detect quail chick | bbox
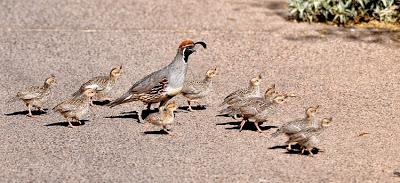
[72,65,122,101]
[14,75,56,117]
[219,84,277,118]
[287,117,333,156]
[238,94,293,133]
[53,88,96,128]
[220,75,262,107]
[181,67,217,111]
[271,106,320,150]
[143,101,178,134]
[109,39,207,122]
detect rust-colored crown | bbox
[179,39,194,48]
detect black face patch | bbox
[183,46,194,62]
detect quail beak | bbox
[187,45,196,53]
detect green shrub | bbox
[288,0,400,24]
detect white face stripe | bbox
[182,47,186,55]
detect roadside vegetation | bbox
[289,0,400,27]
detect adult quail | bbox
[181,67,217,111]
[14,75,56,117]
[72,65,122,102]
[53,88,96,128]
[143,101,178,134]
[108,39,206,122]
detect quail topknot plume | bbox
[108,39,207,122]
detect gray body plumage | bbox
[109,53,187,107]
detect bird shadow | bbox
[105,112,141,122]
[4,109,48,116]
[104,110,158,123]
[269,144,320,156]
[92,100,111,106]
[143,130,170,135]
[217,121,277,131]
[178,105,207,111]
[44,120,89,127]
[215,114,242,119]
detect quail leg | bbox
[162,126,175,136]
[187,101,193,112]
[67,120,75,128]
[307,148,314,157]
[254,122,262,133]
[137,110,144,123]
[239,119,247,132]
[286,143,293,151]
[146,103,152,111]
[27,103,34,117]
[37,107,46,113]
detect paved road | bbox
[1,0,400,182]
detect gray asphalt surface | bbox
[1,0,400,182]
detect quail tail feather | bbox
[108,92,134,108]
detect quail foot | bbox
[53,88,96,128]
[72,65,122,102]
[181,67,217,111]
[13,75,56,117]
[271,106,320,150]
[143,101,178,134]
[108,39,207,122]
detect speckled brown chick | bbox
[286,117,333,156]
[72,65,122,101]
[143,101,178,134]
[220,75,262,107]
[15,75,56,117]
[53,88,96,128]
[219,84,277,118]
[238,94,293,133]
[181,67,217,111]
